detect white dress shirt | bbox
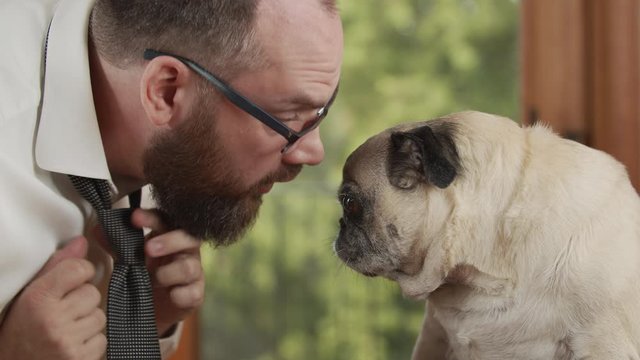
[0,0,181,356]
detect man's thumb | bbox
[37,236,89,276]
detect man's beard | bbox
[142,97,301,246]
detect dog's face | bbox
[334,119,461,293]
[334,112,640,355]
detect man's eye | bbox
[277,113,305,128]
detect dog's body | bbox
[334,111,640,359]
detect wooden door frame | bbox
[521,0,640,190]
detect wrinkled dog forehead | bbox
[342,121,431,177]
[342,133,391,185]
[343,118,460,191]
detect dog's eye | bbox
[339,194,361,217]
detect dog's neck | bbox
[430,264,514,310]
[392,238,515,303]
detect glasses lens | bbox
[299,107,327,135]
[280,109,328,154]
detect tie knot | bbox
[98,208,146,265]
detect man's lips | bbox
[256,166,302,194]
[257,175,295,194]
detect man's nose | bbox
[282,128,325,166]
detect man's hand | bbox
[132,209,205,336]
[0,237,107,360]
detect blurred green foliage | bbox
[201,1,519,359]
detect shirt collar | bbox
[35,0,112,181]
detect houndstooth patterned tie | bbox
[69,175,161,359]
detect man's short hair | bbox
[90,0,338,85]
[90,0,263,78]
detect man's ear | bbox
[140,56,195,128]
[388,124,459,189]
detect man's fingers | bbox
[80,332,108,360]
[146,231,201,258]
[37,237,88,277]
[35,258,95,300]
[62,283,101,320]
[132,208,168,234]
[154,256,203,287]
[73,308,106,342]
[169,282,205,309]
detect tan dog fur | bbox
[334,111,640,359]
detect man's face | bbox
[143,0,343,245]
[143,96,302,246]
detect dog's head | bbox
[333,111,526,299]
[333,117,462,295]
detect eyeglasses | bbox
[143,49,338,153]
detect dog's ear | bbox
[388,125,458,189]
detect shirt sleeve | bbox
[160,321,184,359]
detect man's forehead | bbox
[255,0,342,48]
[258,0,329,19]
[286,83,340,109]
[246,0,342,110]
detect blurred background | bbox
[171,0,640,359]
[201,2,519,359]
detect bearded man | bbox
[0,0,343,358]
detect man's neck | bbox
[88,38,149,186]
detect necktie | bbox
[68,175,161,359]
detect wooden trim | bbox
[522,0,640,190]
[168,312,200,360]
[587,0,640,189]
[521,0,588,142]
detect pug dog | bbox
[333,111,640,359]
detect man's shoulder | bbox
[0,0,60,121]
